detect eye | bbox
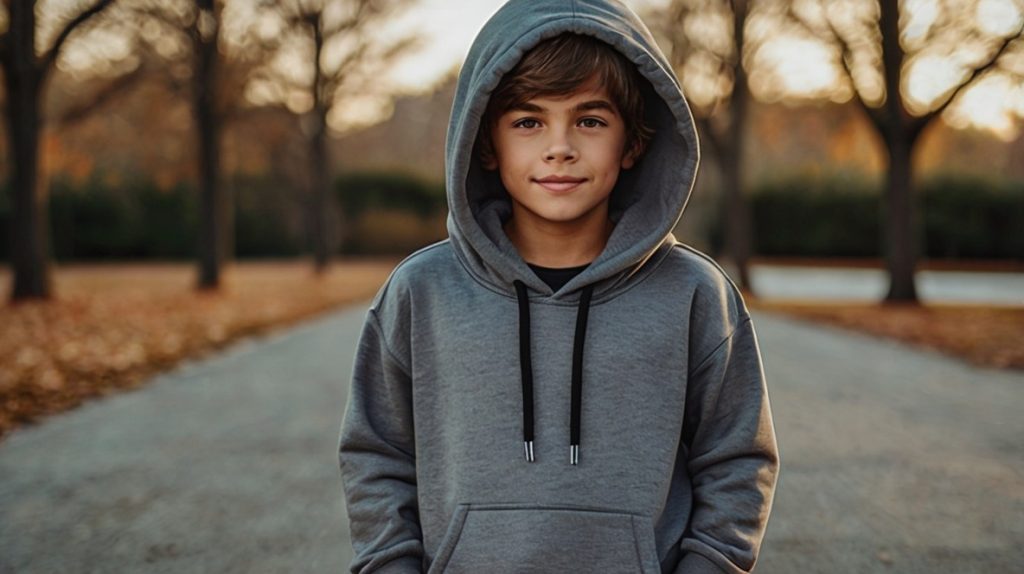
[578,117,607,128]
[512,118,541,129]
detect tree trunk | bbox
[878,0,919,302]
[723,0,754,293]
[194,1,226,290]
[5,1,52,302]
[309,15,332,273]
[883,135,919,302]
[310,110,331,273]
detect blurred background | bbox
[0,0,1022,572]
[1,0,1021,291]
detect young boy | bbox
[338,0,779,572]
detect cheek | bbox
[496,142,532,172]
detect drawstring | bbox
[513,279,596,465]
[513,280,536,462]
[570,282,594,465]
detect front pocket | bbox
[427,503,661,574]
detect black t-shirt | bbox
[527,262,591,293]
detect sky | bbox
[28,0,1024,140]
[382,0,666,91]
[374,0,1023,140]
[383,0,507,91]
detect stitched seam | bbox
[688,316,751,378]
[368,308,412,376]
[671,242,747,303]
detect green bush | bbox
[1,171,447,262]
[47,175,195,260]
[919,174,1023,259]
[335,171,447,254]
[335,171,445,218]
[707,172,1023,260]
[233,174,304,258]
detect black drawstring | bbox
[513,279,596,465]
[513,280,535,462]
[570,282,593,465]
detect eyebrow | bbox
[510,99,618,114]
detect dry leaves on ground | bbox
[0,260,397,439]
[749,298,1024,370]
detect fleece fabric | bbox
[337,0,780,572]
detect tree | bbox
[253,0,419,273]
[190,0,225,289]
[0,0,121,301]
[118,0,278,290]
[789,0,1024,302]
[649,0,760,292]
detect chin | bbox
[539,210,591,223]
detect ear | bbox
[478,131,499,170]
[481,149,498,171]
[621,132,649,170]
[620,143,638,170]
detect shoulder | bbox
[662,241,752,349]
[363,239,455,363]
[368,238,455,315]
[663,242,750,314]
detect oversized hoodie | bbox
[337,1,780,573]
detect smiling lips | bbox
[534,175,587,193]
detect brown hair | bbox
[479,33,655,167]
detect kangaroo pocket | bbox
[426,503,662,574]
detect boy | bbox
[338,0,780,572]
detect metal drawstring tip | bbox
[570,444,579,465]
[524,440,535,462]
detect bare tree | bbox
[0,0,121,302]
[118,0,276,290]
[255,0,419,273]
[649,0,760,293]
[789,0,1024,302]
[191,0,227,290]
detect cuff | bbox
[374,555,423,573]
[675,552,727,574]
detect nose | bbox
[544,129,577,162]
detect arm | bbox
[676,317,780,574]
[338,309,423,573]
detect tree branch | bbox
[909,22,1024,142]
[52,61,148,128]
[787,2,885,133]
[322,0,372,38]
[40,0,117,74]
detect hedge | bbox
[707,173,1023,260]
[0,171,1019,261]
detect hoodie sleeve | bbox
[338,308,424,574]
[675,316,780,574]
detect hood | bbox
[445,0,700,303]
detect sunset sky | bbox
[27,0,1024,140]
[379,0,1024,141]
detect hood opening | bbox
[445,1,700,303]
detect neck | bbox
[504,207,614,268]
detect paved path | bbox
[1,303,1021,573]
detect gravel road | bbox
[1,303,1021,573]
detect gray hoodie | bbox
[338,1,780,573]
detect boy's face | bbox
[483,75,635,232]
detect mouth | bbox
[533,176,587,193]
